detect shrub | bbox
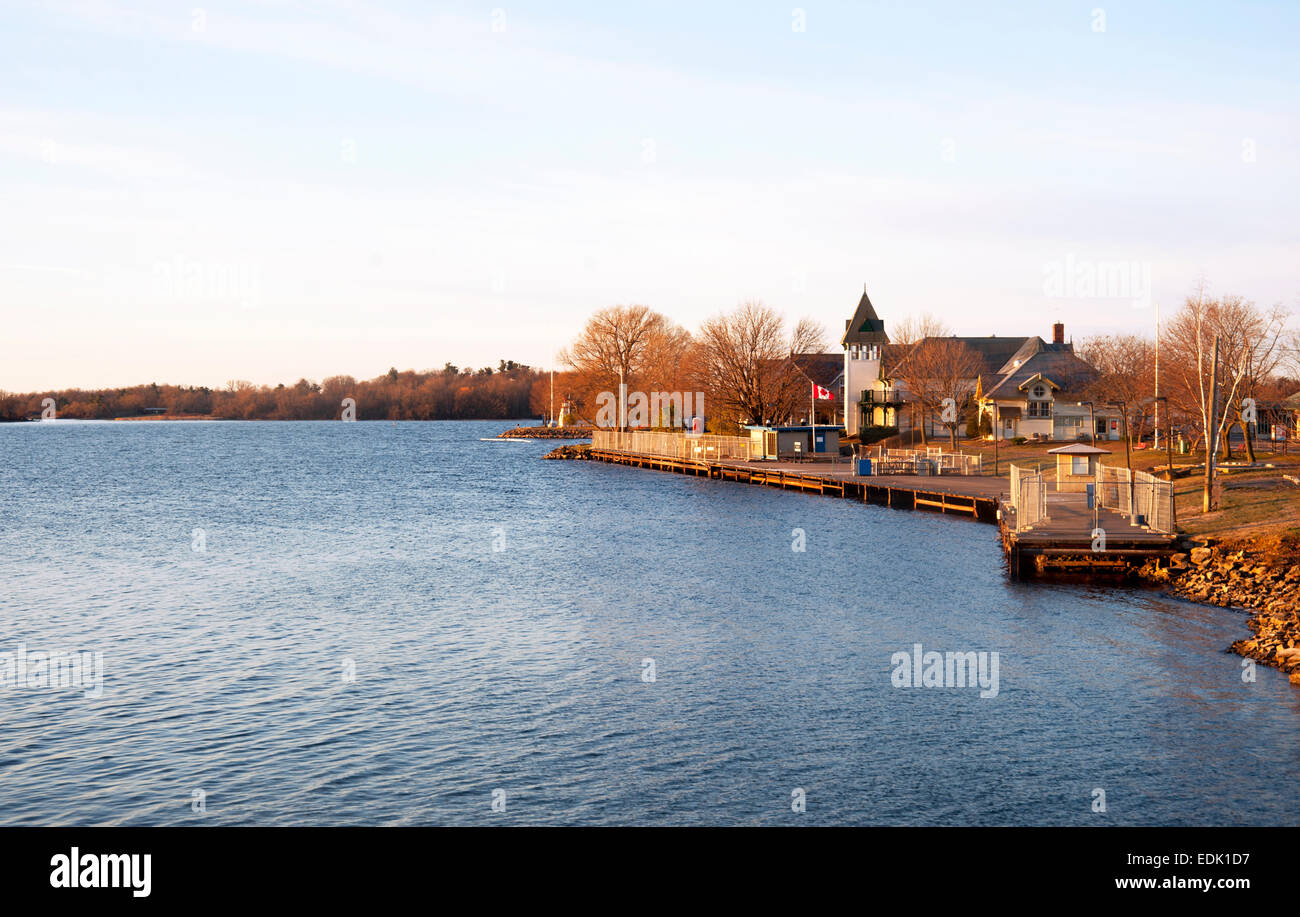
[858,425,899,445]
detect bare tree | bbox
[694,301,827,431]
[561,305,690,428]
[892,338,982,449]
[1165,283,1288,509]
[889,313,949,347]
[1234,302,1291,461]
[1077,334,1155,446]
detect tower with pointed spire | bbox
[841,285,891,436]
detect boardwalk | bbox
[743,459,1008,498]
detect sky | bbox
[1,0,1297,391]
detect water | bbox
[1,420,1297,826]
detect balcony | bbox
[860,390,904,406]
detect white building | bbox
[841,287,897,436]
[841,287,1120,442]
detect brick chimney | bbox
[1052,322,1065,344]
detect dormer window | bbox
[1032,384,1046,399]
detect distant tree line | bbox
[0,361,542,421]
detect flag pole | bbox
[811,381,816,460]
[1153,303,1160,449]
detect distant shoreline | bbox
[6,416,548,424]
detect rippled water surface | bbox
[1,420,1297,825]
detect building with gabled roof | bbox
[838,287,1121,442]
[976,324,1119,442]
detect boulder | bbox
[1190,547,1213,566]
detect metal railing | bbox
[1095,465,1174,533]
[1133,470,1175,533]
[1095,464,1131,515]
[1009,463,1048,532]
[865,446,983,476]
[591,430,756,462]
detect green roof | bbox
[841,287,890,346]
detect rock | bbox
[1190,547,1213,565]
[542,443,592,460]
[1169,552,1189,569]
[501,425,594,440]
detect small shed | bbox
[774,425,842,457]
[1047,442,1110,492]
[747,425,843,459]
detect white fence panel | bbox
[591,430,754,462]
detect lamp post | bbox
[1107,399,1131,471]
[1155,395,1176,529]
[992,402,999,476]
[1077,401,1095,444]
[1107,399,1135,524]
[618,365,628,433]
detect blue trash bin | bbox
[857,458,872,476]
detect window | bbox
[1032,385,1046,399]
[1072,456,1089,475]
[1027,401,1052,418]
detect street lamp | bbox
[992,402,1000,476]
[1154,395,1176,529]
[1153,396,1174,481]
[1107,399,1131,471]
[1077,401,1095,444]
[1106,399,1135,525]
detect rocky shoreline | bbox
[499,425,594,440]
[542,443,593,460]
[1142,543,1300,684]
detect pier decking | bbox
[588,447,1178,579]
[1000,493,1177,578]
[590,448,999,519]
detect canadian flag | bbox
[813,385,833,400]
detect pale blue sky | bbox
[2,0,1297,390]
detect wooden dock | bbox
[998,493,1178,579]
[589,448,1178,580]
[590,448,1000,522]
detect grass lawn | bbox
[914,436,1300,544]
